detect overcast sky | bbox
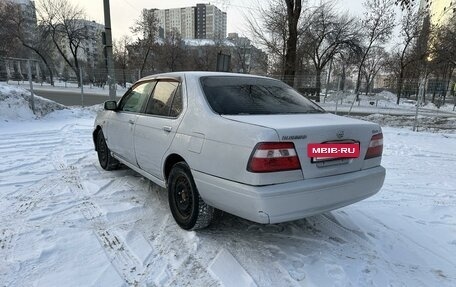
[76,0,366,41]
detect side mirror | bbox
[104,100,117,111]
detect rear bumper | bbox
[193,166,386,224]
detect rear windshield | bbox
[200,76,325,115]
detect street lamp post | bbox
[103,0,116,101]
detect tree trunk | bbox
[315,68,322,102]
[122,68,126,88]
[431,76,438,103]
[140,46,151,76]
[340,64,346,91]
[284,29,297,87]
[354,67,364,101]
[443,69,454,104]
[22,43,54,86]
[73,59,81,88]
[283,0,302,87]
[396,69,404,105]
[365,74,371,95]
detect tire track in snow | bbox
[1,178,59,229]
[96,229,143,286]
[57,160,151,286]
[0,229,14,265]
[67,160,219,286]
[0,228,14,283]
[140,214,219,286]
[0,159,46,174]
[0,175,62,286]
[0,229,13,251]
[0,125,76,194]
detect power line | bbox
[115,0,141,13]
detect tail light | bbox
[365,133,383,159]
[247,142,301,173]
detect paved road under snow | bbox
[32,89,114,107]
[0,110,455,286]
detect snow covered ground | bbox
[1,89,456,286]
[320,91,456,117]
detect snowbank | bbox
[0,83,66,121]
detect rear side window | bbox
[200,76,325,115]
[145,81,181,117]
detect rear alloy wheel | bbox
[96,129,119,170]
[168,162,214,230]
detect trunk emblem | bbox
[282,135,307,140]
[336,130,344,139]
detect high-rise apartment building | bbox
[155,7,196,39]
[152,3,227,40]
[8,0,37,47]
[80,20,105,69]
[195,4,227,39]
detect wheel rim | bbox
[97,135,108,167]
[173,174,194,219]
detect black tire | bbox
[96,129,119,171]
[168,162,214,230]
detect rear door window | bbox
[200,76,325,115]
[145,80,181,117]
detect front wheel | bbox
[96,129,119,170]
[168,162,214,230]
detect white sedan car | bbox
[93,72,385,230]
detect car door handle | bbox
[128,119,135,125]
[163,126,172,132]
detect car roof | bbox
[138,71,274,82]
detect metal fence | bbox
[1,61,455,132]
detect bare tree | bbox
[188,45,218,71]
[158,30,187,72]
[2,1,56,85]
[113,35,131,87]
[361,46,387,94]
[393,4,427,104]
[229,34,253,73]
[299,1,359,99]
[247,0,289,76]
[395,0,415,10]
[232,41,251,73]
[354,0,395,99]
[37,0,89,86]
[130,9,159,76]
[334,47,361,92]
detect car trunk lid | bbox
[222,113,380,179]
